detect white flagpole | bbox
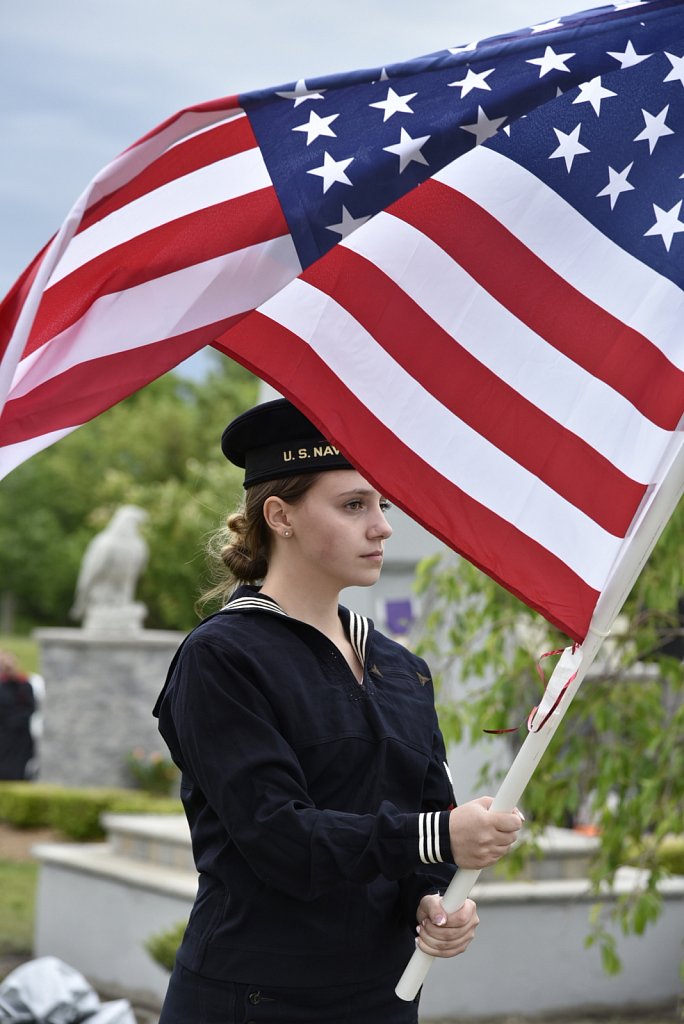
[396,434,684,1002]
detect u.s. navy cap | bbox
[221,399,352,488]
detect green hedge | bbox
[0,782,182,840]
[145,920,187,972]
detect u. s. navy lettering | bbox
[282,445,342,462]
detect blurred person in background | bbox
[0,649,39,780]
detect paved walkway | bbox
[425,1016,680,1024]
[130,1004,682,1023]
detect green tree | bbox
[0,354,257,631]
[413,500,683,973]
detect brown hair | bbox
[197,473,322,613]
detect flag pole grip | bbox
[394,728,573,1001]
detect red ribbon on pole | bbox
[484,644,580,735]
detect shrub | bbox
[0,782,182,840]
[125,748,179,797]
[658,837,684,875]
[626,835,684,878]
[145,920,187,972]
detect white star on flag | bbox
[633,104,674,153]
[307,151,354,192]
[292,111,340,145]
[573,76,617,115]
[325,206,372,237]
[461,105,507,145]
[448,41,477,54]
[664,52,684,88]
[527,46,576,77]
[448,68,495,97]
[596,162,635,208]
[532,19,564,32]
[549,123,590,171]
[369,87,418,121]
[383,127,430,172]
[644,200,684,250]
[607,40,653,68]
[276,79,326,106]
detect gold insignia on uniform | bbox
[369,664,383,677]
[417,673,429,686]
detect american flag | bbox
[1,0,683,641]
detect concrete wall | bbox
[34,629,184,788]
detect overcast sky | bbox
[0,0,602,298]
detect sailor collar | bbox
[221,589,371,667]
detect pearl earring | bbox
[284,530,291,538]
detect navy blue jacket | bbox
[153,586,457,987]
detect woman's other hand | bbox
[415,895,479,958]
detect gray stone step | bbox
[101,812,600,882]
[102,813,193,873]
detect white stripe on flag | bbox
[77,107,250,216]
[436,148,684,369]
[259,277,622,591]
[10,236,300,400]
[341,211,672,485]
[0,426,80,481]
[49,141,270,286]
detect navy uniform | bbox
[153,401,457,1023]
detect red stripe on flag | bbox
[302,244,645,537]
[0,242,52,361]
[80,114,258,232]
[25,187,287,354]
[391,180,684,432]
[121,94,242,152]
[0,314,245,444]
[215,311,599,641]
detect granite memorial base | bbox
[34,627,185,789]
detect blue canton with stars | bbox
[241,0,684,284]
[488,47,684,288]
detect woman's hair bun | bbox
[221,541,267,583]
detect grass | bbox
[0,860,38,955]
[0,635,40,675]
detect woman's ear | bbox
[262,496,292,535]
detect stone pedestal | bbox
[34,628,185,789]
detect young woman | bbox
[154,398,522,1023]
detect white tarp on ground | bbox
[0,956,136,1024]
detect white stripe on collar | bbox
[221,596,370,664]
[348,610,369,665]
[220,595,288,616]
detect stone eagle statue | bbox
[70,505,149,631]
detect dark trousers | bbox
[159,963,420,1024]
